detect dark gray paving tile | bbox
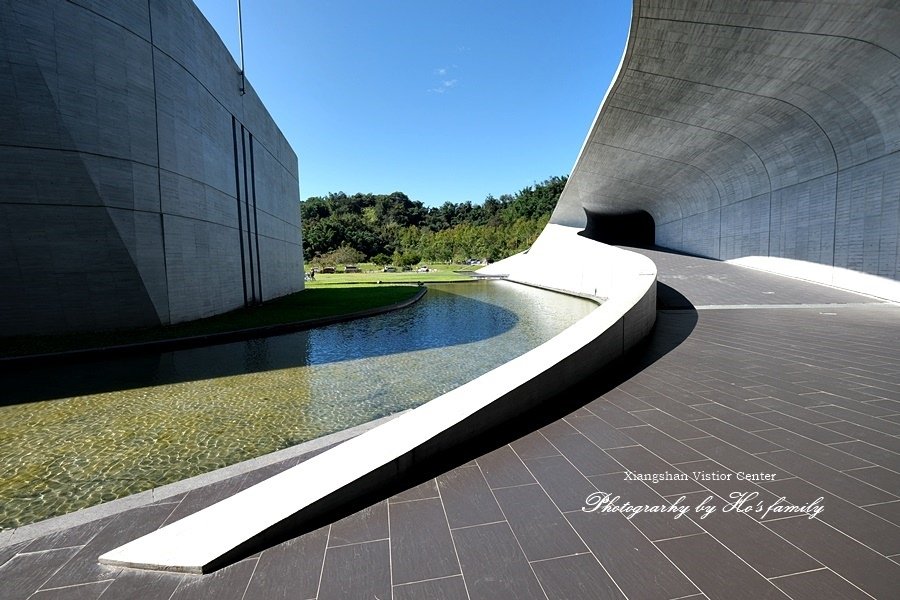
[393,575,468,600]
[548,431,624,477]
[318,540,390,600]
[436,465,503,529]
[586,473,701,542]
[0,547,80,600]
[390,478,439,503]
[765,515,900,599]
[634,393,710,420]
[752,409,854,443]
[752,428,872,471]
[655,533,788,600]
[0,540,31,569]
[43,503,175,589]
[689,418,781,454]
[567,414,637,449]
[493,483,585,561]
[586,399,645,427]
[812,405,900,436]
[96,571,184,600]
[864,500,900,528]
[809,393,900,417]
[762,477,900,555]
[328,500,388,546]
[531,553,626,600]
[566,510,698,600]
[603,446,703,496]
[452,522,545,600]
[510,431,559,460]
[389,498,459,585]
[523,455,598,512]
[24,519,110,553]
[844,466,900,497]
[476,445,534,489]
[685,500,821,577]
[828,440,899,468]
[745,382,818,399]
[539,418,579,441]
[242,525,328,600]
[683,437,792,480]
[632,408,708,440]
[751,396,842,425]
[770,568,871,600]
[863,399,900,413]
[603,387,654,411]
[30,580,113,600]
[693,377,767,402]
[160,474,247,526]
[758,450,896,506]
[820,420,900,454]
[694,405,778,432]
[618,425,705,464]
[168,559,256,600]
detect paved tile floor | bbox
[2,249,899,599]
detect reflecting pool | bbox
[0,281,595,529]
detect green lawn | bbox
[307,262,481,287]
[0,286,422,358]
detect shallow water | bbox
[0,280,595,529]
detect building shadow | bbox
[0,287,521,406]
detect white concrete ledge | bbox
[99,225,657,573]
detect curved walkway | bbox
[2,250,899,599]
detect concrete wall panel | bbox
[555,0,900,282]
[0,0,303,335]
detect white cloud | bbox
[429,79,458,94]
[429,67,458,94]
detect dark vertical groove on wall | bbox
[232,116,248,307]
[147,0,169,324]
[241,125,256,303]
[250,133,263,300]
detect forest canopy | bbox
[301,175,566,265]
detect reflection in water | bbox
[0,281,595,528]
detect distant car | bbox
[321,267,335,274]
[383,266,396,272]
[344,264,360,273]
[416,266,429,272]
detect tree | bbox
[317,244,364,266]
[299,175,567,265]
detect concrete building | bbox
[0,0,303,336]
[554,0,900,292]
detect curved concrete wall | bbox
[554,0,900,285]
[0,0,303,336]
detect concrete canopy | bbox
[554,0,900,281]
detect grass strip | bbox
[0,285,422,359]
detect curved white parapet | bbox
[99,226,656,573]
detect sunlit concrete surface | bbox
[554,0,900,296]
[0,0,303,335]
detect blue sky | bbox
[194,1,630,206]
